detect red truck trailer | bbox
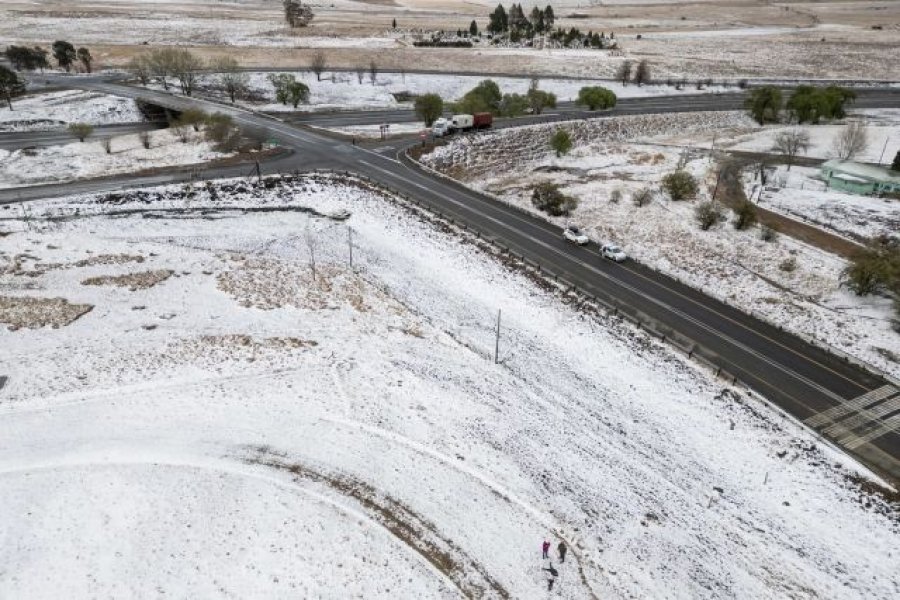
[473,112,493,130]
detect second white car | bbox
[601,243,627,262]
[563,225,590,245]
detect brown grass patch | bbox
[0,295,93,330]
[216,257,381,312]
[82,269,173,291]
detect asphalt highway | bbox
[280,87,900,129]
[0,122,163,150]
[3,77,900,483]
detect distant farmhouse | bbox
[820,159,900,196]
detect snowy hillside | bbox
[0,174,897,598]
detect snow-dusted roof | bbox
[832,173,870,184]
[821,159,900,185]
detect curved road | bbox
[3,77,900,484]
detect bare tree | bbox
[310,50,326,81]
[771,128,810,170]
[127,56,152,86]
[831,120,869,160]
[67,122,94,142]
[616,60,632,86]
[101,136,112,154]
[633,60,651,86]
[170,49,204,96]
[212,57,248,103]
[304,221,318,282]
[148,48,177,90]
[368,60,378,85]
[170,119,192,143]
[355,65,365,84]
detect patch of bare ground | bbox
[170,334,317,364]
[81,269,173,291]
[0,295,93,330]
[243,445,510,599]
[216,257,384,312]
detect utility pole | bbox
[348,226,353,269]
[494,309,501,364]
[711,167,724,209]
[878,136,890,165]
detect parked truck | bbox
[432,112,493,137]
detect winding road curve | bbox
[3,75,900,484]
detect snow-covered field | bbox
[0,90,144,132]
[202,71,725,113]
[746,166,900,243]
[421,112,900,378]
[0,129,231,189]
[0,173,897,598]
[706,109,900,164]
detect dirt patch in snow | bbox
[0,295,93,330]
[81,269,173,291]
[216,257,383,312]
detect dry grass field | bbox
[2,0,898,79]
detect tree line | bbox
[5,42,92,73]
[745,85,856,126]
[2,41,96,109]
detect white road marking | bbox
[805,385,898,428]
[842,413,900,450]
[825,394,900,438]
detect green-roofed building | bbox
[820,159,900,196]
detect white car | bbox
[563,225,590,245]
[601,243,627,262]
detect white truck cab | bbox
[432,118,451,137]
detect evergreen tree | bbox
[52,40,76,72]
[488,4,508,34]
[891,150,900,172]
[469,20,479,36]
[0,65,26,109]
[543,5,555,29]
[530,7,544,33]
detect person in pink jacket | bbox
[542,540,550,559]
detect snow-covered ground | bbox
[0,90,144,132]
[707,109,900,163]
[421,112,900,378]
[200,71,725,113]
[745,165,900,242]
[0,129,231,189]
[0,173,897,598]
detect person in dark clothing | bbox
[558,541,567,563]
[543,563,559,591]
[542,540,550,559]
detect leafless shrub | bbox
[830,121,868,160]
[772,128,810,170]
[632,187,653,207]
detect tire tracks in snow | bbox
[328,359,603,599]
[243,444,511,600]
